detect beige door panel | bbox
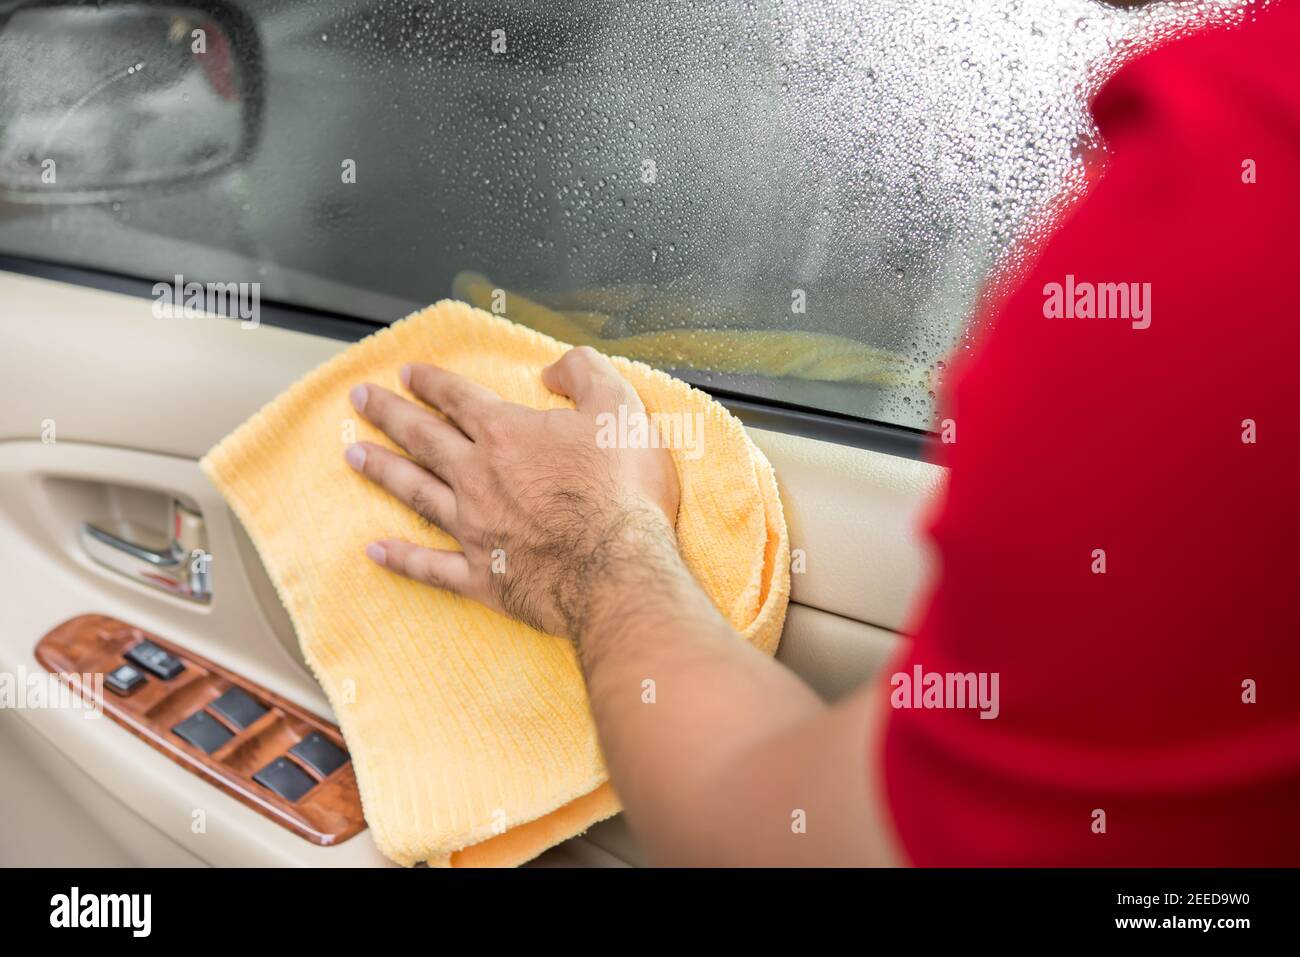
[0,269,942,867]
[0,440,391,866]
[1,715,205,867]
[752,427,940,633]
[0,272,340,459]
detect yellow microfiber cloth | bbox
[200,300,790,866]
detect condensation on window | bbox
[0,0,1266,429]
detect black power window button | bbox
[105,664,146,696]
[173,710,234,753]
[209,687,267,730]
[290,732,349,777]
[253,757,316,803]
[125,640,185,681]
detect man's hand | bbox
[345,346,680,639]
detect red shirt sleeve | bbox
[880,2,1300,866]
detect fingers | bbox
[350,383,469,479]
[365,539,473,596]
[401,362,502,441]
[542,346,643,416]
[345,441,456,532]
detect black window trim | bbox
[0,251,933,461]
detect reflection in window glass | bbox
[0,0,1262,429]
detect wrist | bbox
[554,500,683,644]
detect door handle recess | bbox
[80,500,212,603]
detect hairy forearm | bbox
[570,507,830,864]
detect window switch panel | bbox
[209,686,268,730]
[125,639,184,680]
[290,732,349,777]
[173,710,234,753]
[253,757,316,803]
[35,615,367,846]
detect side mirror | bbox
[0,1,262,203]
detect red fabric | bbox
[881,1,1300,866]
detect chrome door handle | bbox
[80,500,212,603]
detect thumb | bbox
[542,346,643,416]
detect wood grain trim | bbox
[35,614,366,847]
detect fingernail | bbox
[344,444,366,471]
[349,384,368,412]
[365,542,386,564]
[399,364,412,388]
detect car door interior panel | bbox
[0,270,943,867]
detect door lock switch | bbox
[105,663,145,696]
[125,639,185,680]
